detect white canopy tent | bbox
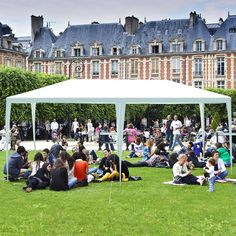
[5,79,233,180]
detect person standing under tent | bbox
[71,118,79,140]
[45,120,51,142]
[165,115,173,150]
[170,115,184,151]
[51,119,59,141]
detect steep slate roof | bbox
[213,15,236,50]
[51,23,125,57]
[132,19,190,53]
[29,13,236,58]
[31,27,57,57]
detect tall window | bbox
[55,62,62,74]
[172,43,180,52]
[74,48,81,57]
[194,81,202,89]
[132,47,138,55]
[16,61,22,68]
[92,61,99,75]
[194,58,202,76]
[196,41,202,51]
[172,57,180,74]
[151,58,159,74]
[35,50,41,58]
[216,40,223,50]
[111,60,118,75]
[151,45,159,54]
[34,63,41,73]
[217,80,225,88]
[217,57,225,76]
[55,50,62,58]
[131,60,138,74]
[92,48,100,56]
[5,59,11,67]
[112,47,118,55]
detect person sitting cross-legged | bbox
[172,154,207,185]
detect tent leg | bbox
[5,101,11,181]
[31,103,36,151]
[199,103,205,153]
[115,103,126,183]
[226,101,233,174]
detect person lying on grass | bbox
[172,154,207,185]
[123,148,168,168]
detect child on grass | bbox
[203,158,216,192]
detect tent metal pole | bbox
[199,103,205,153]
[31,103,36,151]
[226,100,233,174]
[5,100,11,181]
[115,102,126,183]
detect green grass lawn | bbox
[1,150,236,236]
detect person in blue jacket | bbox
[3,146,27,181]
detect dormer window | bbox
[90,42,102,56]
[130,45,140,55]
[170,38,184,52]
[193,39,205,52]
[34,49,44,58]
[229,27,236,33]
[149,40,162,54]
[71,42,84,57]
[214,38,226,51]
[111,47,120,56]
[55,49,64,58]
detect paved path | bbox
[18,140,126,151]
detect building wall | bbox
[0,50,26,69]
[28,51,236,89]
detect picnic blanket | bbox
[163,177,236,185]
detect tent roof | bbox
[7,79,230,104]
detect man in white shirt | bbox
[170,115,184,151]
[71,118,79,134]
[50,119,59,132]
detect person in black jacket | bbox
[23,163,51,193]
[50,159,68,191]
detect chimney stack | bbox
[31,15,43,42]
[189,11,197,28]
[124,16,139,35]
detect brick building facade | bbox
[0,22,27,69]
[28,12,236,89]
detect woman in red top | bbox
[74,153,88,186]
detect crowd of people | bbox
[2,114,236,193]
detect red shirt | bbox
[74,160,88,181]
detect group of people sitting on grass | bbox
[3,130,231,193]
[3,138,130,192]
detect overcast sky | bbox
[0,0,236,37]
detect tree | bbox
[211,111,220,131]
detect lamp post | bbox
[69,58,85,79]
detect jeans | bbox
[216,170,227,180]
[68,177,78,189]
[209,176,216,192]
[171,134,184,150]
[166,132,173,149]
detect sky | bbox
[0,0,236,37]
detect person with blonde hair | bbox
[173,154,207,185]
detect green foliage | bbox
[211,111,221,131]
[0,67,67,124]
[0,150,236,235]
